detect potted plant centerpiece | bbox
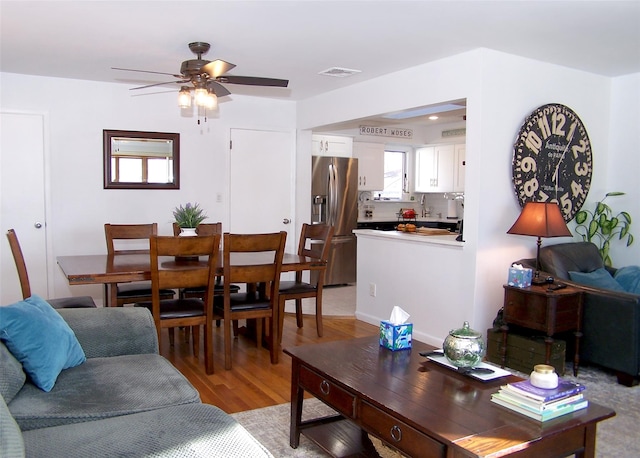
[173,202,207,236]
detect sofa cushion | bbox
[23,403,273,458]
[614,266,640,294]
[0,341,26,403]
[0,392,25,458]
[8,353,200,431]
[569,267,625,292]
[0,295,85,392]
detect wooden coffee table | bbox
[284,336,615,458]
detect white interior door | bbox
[1,112,49,304]
[229,128,295,254]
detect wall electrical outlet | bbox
[369,283,377,297]
[216,193,223,203]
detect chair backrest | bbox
[223,232,287,295]
[105,223,157,254]
[172,222,222,237]
[298,223,334,261]
[149,234,221,305]
[5,229,31,299]
[539,241,604,280]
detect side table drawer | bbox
[360,401,445,458]
[298,365,356,418]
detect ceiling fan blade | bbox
[129,80,189,90]
[112,67,184,79]
[217,75,289,87]
[206,81,231,97]
[202,60,236,78]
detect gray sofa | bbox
[517,241,640,386]
[1,307,273,457]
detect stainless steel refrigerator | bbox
[311,156,358,285]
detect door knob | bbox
[283,218,291,224]
[34,222,43,229]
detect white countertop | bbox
[357,217,460,223]
[353,229,464,247]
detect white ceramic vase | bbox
[179,227,197,237]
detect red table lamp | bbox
[507,202,572,284]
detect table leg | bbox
[500,325,509,368]
[289,359,304,448]
[573,330,582,376]
[544,336,553,365]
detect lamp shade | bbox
[507,202,572,238]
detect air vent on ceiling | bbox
[318,67,362,78]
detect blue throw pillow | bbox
[614,266,640,294]
[568,267,625,292]
[0,295,85,392]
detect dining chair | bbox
[278,224,334,340]
[137,234,220,374]
[172,222,240,299]
[214,231,287,370]
[5,229,96,308]
[104,223,175,307]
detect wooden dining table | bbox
[56,252,326,308]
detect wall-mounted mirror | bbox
[103,129,180,189]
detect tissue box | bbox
[507,267,533,288]
[379,321,413,350]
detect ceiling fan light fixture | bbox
[194,87,208,107]
[204,91,217,110]
[178,86,192,108]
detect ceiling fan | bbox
[113,41,288,112]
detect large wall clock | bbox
[512,103,592,221]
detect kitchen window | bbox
[376,150,406,200]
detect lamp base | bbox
[531,276,547,285]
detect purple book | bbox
[503,379,586,402]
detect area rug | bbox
[232,364,639,457]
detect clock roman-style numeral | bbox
[571,139,588,158]
[552,112,566,136]
[538,116,551,139]
[525,131,542,154]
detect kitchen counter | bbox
[358,217,459,223]
[353,229,464,247]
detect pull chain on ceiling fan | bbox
[112,42,289,122]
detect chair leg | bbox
[278,296,286,347]
[315,293,324,338]
[204,322,213,375]
[255,318,263,349]
[224,317,232,370]
[168,328,175,347]
[192,325,200,358]
[232,320,239,337]
[270,315,279,364]
[295,299,304,328]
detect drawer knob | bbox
[390,425,402,442]
[320,380,330,395]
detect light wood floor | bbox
[159,313,378,414]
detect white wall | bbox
[1,72,296,303]
[298,49,636,342]
[605,73,640,267]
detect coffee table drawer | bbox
[299,365,355,418]
[360,401,445,458]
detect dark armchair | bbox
[516,241,640,386]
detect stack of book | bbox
[491,378,588,421]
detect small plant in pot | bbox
[173,202,207,236]
[574,192,634,266]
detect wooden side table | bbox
[501,284,583,376]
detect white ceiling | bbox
[1,1,639,107]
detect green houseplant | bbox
[173,202,207,229]
[574,192,634,266]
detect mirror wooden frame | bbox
[103,129,180,189]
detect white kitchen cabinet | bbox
[415,143,465,193]
[311,134,353,157]
[352,142,384,191]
